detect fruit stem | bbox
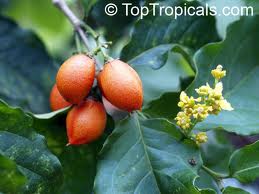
[91,41,112,56]
[81,23,99,39]
[53,0,114,64]
[52,0,90,51]
[75,33,82,53]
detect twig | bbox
[52,0,90,51]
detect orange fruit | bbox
[56,54,95,104]
[49,84,71,111]
[66,99,107,145]
[98,59,143,112]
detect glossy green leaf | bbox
[32,112,114,194]
[121,0,219,61]
[0,101,63,193]
[90,0,140,40]
[94,113,202,194]
[143,92,181,120]
[82,0,99,16]
[0,132,63,194]
[201,131,233,174]
[195,170,219,194]
[129,44,194,117]
[0,16,57,114]
[32,106,71,120]
[58,145,98,194]
[229,141,259,183]
[223,186,250,194]
[0,153,27,194]
[0,0,8,7]
[188,16,259,135]
[3,0,73,55]
[131,45,193,104]
[245,0,259,14]
[195,132,232,194]
[202,0,258,39]
[200,189,217,194]
[202,0,245,38]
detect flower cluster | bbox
[175,65,234,145]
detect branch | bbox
[52,0,90,51]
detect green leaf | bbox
[188,16,259,135]
[94,113,202,194]
[3,0,73,55]
[195,132,232,194]
[0,0,8,7]
[32,106,71,120]
[0,100,33,137]
[200,189,217,194]
[58,145,98,194]
[202,0,258,39]
[89,0,140,40]
[32,112,114,194]
[245,0,259,14]
[121,0,219,61]
[223,186,250,194]
[0,132,63,194]
[201,131,233,174]
[195,170,219,194]
[82,0,99,16]
[202,0,244,38]
[143,92,181,120]
[0,16,57,114]
[131,45,192,104]
[0,101,63,193]
[229,141,259,183]
[129,44,194,117]
[0,153,27,194]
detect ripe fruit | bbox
[66,99,107,145]
[98,59,143,112]
[49,84,71,111]
[56,54,95,104]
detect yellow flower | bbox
[178,91,201,110]
[175,111,191,130]
[209,101,222,115]
[192,104,212,121]
[219,99,234,111]
[174,64,234,139]
[205,82,234,114]
[211,65,226,80]
[213,82,223,96]
[195,132,208,145]
[195,83,212,96]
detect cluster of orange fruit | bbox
[49,54,143,145]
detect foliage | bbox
[95,113,202,194]
[0,153,27,194]
[0,101,62,193]
[0,16,56,114]
[0,0,259,194]
[188,16,259,136]
[2,0,73,55]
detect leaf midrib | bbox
[135,117,162,194]
[233,165,259,177]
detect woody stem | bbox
[52,0,90,51]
